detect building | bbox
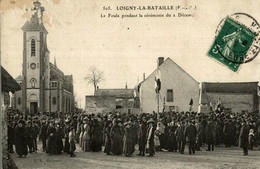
[199,82,260,113]
[12,1,74,115]
[1,66,21,169]
[85,86,139,114]
[139,57,200,113]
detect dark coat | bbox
[137,124,147,151]
[123,125,135,155]
[175,125,185,142]
[205,122,216,144]
[110,124,123,155]
[46,126,57,154]
[184,124,197,143]
[238,124,249,148]
[168,125,177,151]
[15,126,28,156]
[39,124,48,140]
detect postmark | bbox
[208,13,260,72]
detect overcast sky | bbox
[1,0,260,108]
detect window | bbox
[52,97,56,105]
[30,78,37,88]
[167,89,173,102]
[31,39,36,56]
[51,81,58,88]
[17,97,21,105]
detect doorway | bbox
[30,102,38,114]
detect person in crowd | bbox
[223,119,233,147]
[175,121,185,154]
[39,120,48,152]
[248,129,255,150]
[206,118,216,151]
[46,121,57,155]
[157,120,166,150]
[104,119,112,155]
[8,120,15,153]
[137,118,147,156]
[195,119,203,151]
[26,121,34,153]
[82,117,91,152]
[239,119,249,156]
[184,120,197,155]
[56,123,64,154]
[123,121,135,157]
[110,118,123,155]
[15,120,28,158]
[146,118,155,157]
[32,121,39,153]
[168,121,178,152]
[91,118,103,152]
[64,118,71,153]
[69,127,76,157]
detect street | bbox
[12,144,260,169]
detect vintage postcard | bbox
[1,0,260,169]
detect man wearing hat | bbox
[39,120,48,152]
[184,120,197,155]
[238,119,249,155]
[137,118,147,156]
[15,120,28,157]
[146,118,155,157]
[26,121,34,153]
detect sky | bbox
[1,0,260,109]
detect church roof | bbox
[22,20,48,33]
[203,82,258,94]
[95,89,134,98]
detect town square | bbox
[1,0,260,169]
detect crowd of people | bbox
[7,109,260,158]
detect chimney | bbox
[143,73,145,81]
[158,57,164,66]
[125,82,128,89]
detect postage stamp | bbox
[208,13,260,72]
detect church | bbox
[12,0,74,115]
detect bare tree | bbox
[84,66,105,93]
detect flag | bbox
[155,69,161,93]
[189,99,193,106]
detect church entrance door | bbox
[30,102,38,115]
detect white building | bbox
[139,57,199,113]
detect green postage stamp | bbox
[208,14,259,72]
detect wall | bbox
[140,59,199,113]
[207,93,254,113]
[85,96,115,114]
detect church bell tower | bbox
[21,0,49,114]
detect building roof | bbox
[203,82,258,93]
[64,75,73,93]
[95,89,134,98]
[1,66,21,93]
[140,57,199,85]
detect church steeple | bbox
[21,0,47,33]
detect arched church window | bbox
[31,39,36,56]
[30,78,37,88]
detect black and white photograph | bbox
[1,0,260,168]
